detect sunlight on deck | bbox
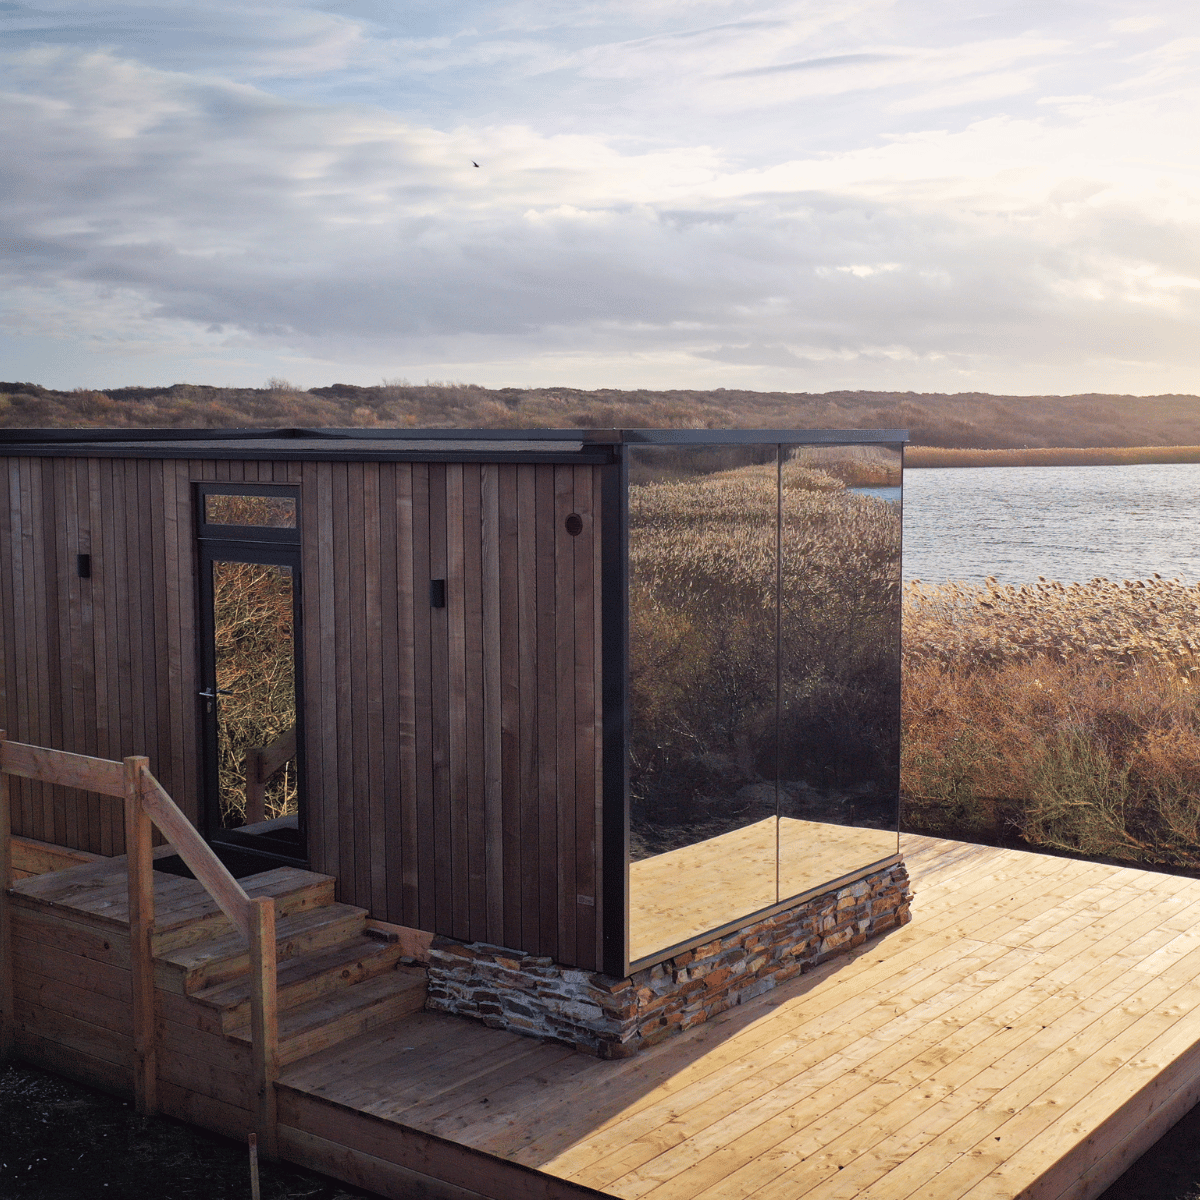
[282,834,1200,1200]
[629,817,899,962]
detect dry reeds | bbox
[906,446,1200,469]
[212,560,298,825]
[903,576,1200,870]
[904,576,1200,675]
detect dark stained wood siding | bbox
[0,455,606,970]
[297,460,605,969]
[0,456,202,855]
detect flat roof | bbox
[0,426,909,462]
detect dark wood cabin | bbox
[0,427,906,979]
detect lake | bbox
[901,462,1200,586]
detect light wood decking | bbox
[630,818,899,961]
[278,834,1200,1200]
[12,834,1200,1199]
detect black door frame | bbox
[195,483,308,868]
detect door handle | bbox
[198,688,233,699]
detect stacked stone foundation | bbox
[426,860,911,1058]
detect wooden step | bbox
[8,861,336,950]
[195,937,411,1031]
[228,968,428,1066]
[156,903,369,995]
[152,868,336,954]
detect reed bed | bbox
[906,445,1200,469]
[903,576,1200,870]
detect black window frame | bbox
[196,482,301,545]
[193,482,307,865]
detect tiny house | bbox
[0,426,906,999]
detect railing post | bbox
[0,730,13,1062]
[249,895,278,1159]
[124,756,157,1115]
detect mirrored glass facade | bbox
[777,444,902,904]
[626,440,902,966]
[627,445,779,962]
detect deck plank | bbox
[276,838,1200,1200]
[15,837,1200,1200]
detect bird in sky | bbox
[472,161,479,167]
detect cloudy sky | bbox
[3,2,1199,394]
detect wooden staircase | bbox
[7,856,429,1138]
[153,868,428,1067]
[0,739,434,1174]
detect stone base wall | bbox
[426,860,911,1059]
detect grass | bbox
[902,576,1200,871]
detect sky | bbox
[2,2,1199,395]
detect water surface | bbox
[903,462,1200,585]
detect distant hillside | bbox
[4,380,1200,449]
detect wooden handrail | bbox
[244,726,297,827]
[1,739,125,796]
[139,769,253,939]
[0,739,278,1156]
[124,756,156,1114]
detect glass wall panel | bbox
[627,444,779,962]
[776,444,902,901]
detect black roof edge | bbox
[616,428,909,445]
[0,426,909,446]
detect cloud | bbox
[0,1,370,80]
[3,2,1200,394]
[723,53,905,79]
[1111,16,1166,34]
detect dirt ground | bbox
[1,1057,1199,1200]
[0,1062,378,1200]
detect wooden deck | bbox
[630,818,899,961]
[279,834,1200,1200]
[12,834,1200,1199]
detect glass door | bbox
[196,485,306,867]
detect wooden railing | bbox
[244,726,296,826]
[0,731,278,1158]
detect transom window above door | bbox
[197,484,300,543]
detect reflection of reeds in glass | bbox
[205,493,296,528]
[213,561,298,826]
[903,576,1200,870]
[785,443,902,488]
[628,462,901,859]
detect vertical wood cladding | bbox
[300,461,604,970]
[0,455,605,971]
[0,456,201,856]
